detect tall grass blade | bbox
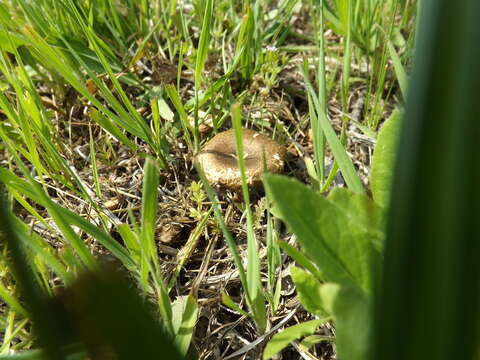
[165,84,194,150]
[139,158,161,287]
[301,70,365,194]
[386,40,408,99]
[193,0,213,152]
[195,164,249,305]
[232,103,266,333]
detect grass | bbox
[0,0,416,358]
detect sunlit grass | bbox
[0,0,416,357]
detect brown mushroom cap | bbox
[196,128,286,190]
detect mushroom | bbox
[196,128,286,190]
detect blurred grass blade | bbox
[307,0,328,184]
[52,268,184,359]
[184,45,245,110]
[338,0,352,113]
[374,1,480,359]
[303,58,324,185]
[90,110,137,151]
[0,196,72,360]
[235,6,254,80]
[10,216,71,283]
[0,283,28,318]
[221,292,249,317]
[117,224,141,262]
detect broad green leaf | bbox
[370,110,402,208]
[264,174,383,293]
[321,283,371,360]
[290,266,327,317]
[263,319,324,360]
[327,187,385,254]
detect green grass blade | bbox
[0,283,28,318]
[301,69,365,194]
[193,0,213,152]
[232,103,267,332]
[277,240,323,280]
[90,110,137,151]
[88,125,102,199]
[194,0,213,86]
[53,205,135,269]
[173,293,198,356]
[314,0,327,165]
[387,40,408,99]
[165,84,194,150]
[117,224,141,263]
[195,163,249,302]
[263,319,324,360]
[139,158,161,287]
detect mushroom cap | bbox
[196,128,286,190]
